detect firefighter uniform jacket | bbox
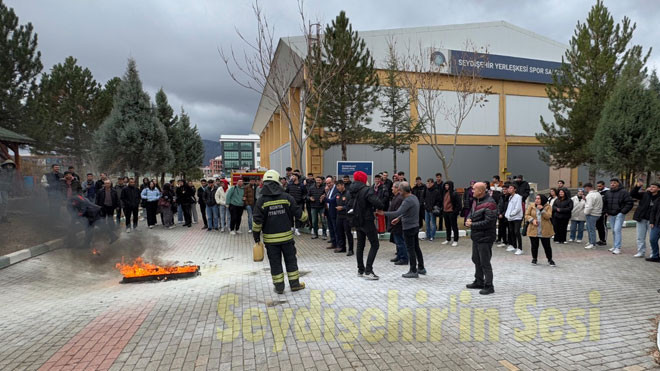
[253,181,308,244]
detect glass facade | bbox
[222,140,256,170]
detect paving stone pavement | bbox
[1,220,659,371]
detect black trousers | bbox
[497,218,508,243]
[181,203,192,226]
[403,227,424,273]
[101,206,115,228]
[437,213,444,232]
[123,207,139,228]
[336,217,353,252]
[529,237,552,260]
[508,220,522,250]
[554,218,569,243]
[472,241,493,287]
[418,208,425,230]
[356,222,380,274]
[146,201,158,226]
[596,214,607,242]
[266,240,301,288]
[115,207,122,225]
[199,203,208,227]
[229,205,244,231]
[443,213,459,242]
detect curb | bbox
[0,237,65,270]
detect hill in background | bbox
[202,139,222,165]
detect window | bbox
[256,152,260,157]
[241,160,253,168]
[223,142,238,150]
[240,142,253,150]
[224,151,239,160]
[224,160,240,169]
[240,151,252,160]
[256,143,260,148]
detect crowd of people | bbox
[34,162,659,294]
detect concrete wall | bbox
[269,143,291,176]
[505,95,554,136]
[506,145,549,190]
[417,144,499,186]
[323,144,410,178]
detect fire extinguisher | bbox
[377,213,386,233]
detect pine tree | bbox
[592,53,660,186]
[537,0,645,177]
[174,109,204,179]
[307,11,379,160]
[372,43,421,173]
[155,88,178,183]
[94,58,172,177]
[94,77,121,124]
[28,57,103,169]
[0,0,42,133]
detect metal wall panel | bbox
[268,143,291,176]
[323,144,410,178]
[417,144,499,187]
[505,95,553,136]
[417,91,500,135]
[506,145,549,190]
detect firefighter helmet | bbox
[263,169,280,182]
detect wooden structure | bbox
[0,126,35,171]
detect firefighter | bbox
[253,169,308,294]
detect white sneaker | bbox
[584,244,594,249]
[612,249,621,255]
[633,252,644,258]
[451,242,458,247]
[515,249,523,255]
[608,247,615,252]
[497,243,506,248]
[248,229,252,233]
[576,240,582,243]
[568,239,574,243]
[126,228,131,233]
[441,241,449,245]
[419,237,426,241]
[506,246,515,252]
[236,230,242,234]
[294,228,301,236]
[230,231,236,235]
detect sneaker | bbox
[294,228,301,236]
[597,241,607,246]
[248,229,252,233]
[466,282,485,289]
[506,245,515,252]
[479,286,495,295]
[531,259,537,265]
[608,247,615,252]
[321,235,327,240]
[390,257,399,262]
[417,268,427,275]
[612,249,621,255]
[236,230,242,234]
[451,242,458,247]
[334,248,346,253]
[584,244,594,249]
[167,226,175,229]
[364,272,379,280]
[645,257,660,262]
[419,237,426,241]
[441,241,449,245]
[202,226,208,230]
[207,228,213,231]
[126,228,131,233]
[576,240,582,243]
[346,250,354,256]
[402,271,419,278]
[311,235,319,239]
[357,270,364,278]
[429,238,434,241]
[633,252,644,258]
[230,231,236,235]
[149,226,154,229]
[548,260,556,267]
[394,260,408,265]
[515,249,523,255]
[568,239,574,243]
[497,243,506,248]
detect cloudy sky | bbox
[6,0,659,141]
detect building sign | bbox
[448,50,562,84]
[337,161,373,183]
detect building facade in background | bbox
[219,134,261,172]
[251,21,598,191]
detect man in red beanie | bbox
[348,171,384,280]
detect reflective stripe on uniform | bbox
[263,199,290,208]
[252,223,262,232]
[272,273,284,283]
[263,230,294,243]
[287,271,300,280]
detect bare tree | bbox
[399,40,493,180]
[219,0,344,172]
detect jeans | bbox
[403,227,424,273]
[219,205,229,229]
[392,231,408,262]
[636,219,649,254]
[310,208,324,236]
[585,215,599,245]
[424,211,436,239]
[246,205,253,230]
[471,241,493,287]
[649,225,660,258]
[569,220,585,241]
[608,213,625,250]
[206,205,219,229]
[177,204,183,223]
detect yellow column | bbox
[273,111,281,149]
[279,105,288,151]
[288,88,301,168]
[498,87,508,179]
[409,90,419,180]
[570,168,579,187]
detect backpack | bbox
[347,187,368,228]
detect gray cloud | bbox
[6,0,659,141]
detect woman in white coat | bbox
[569,189,587,242]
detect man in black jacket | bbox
[434,173,445,232]
[388,181,408,265]
[631,180,659,258]
[412,177,426,228]
[203,179,219,231]
[350,171,384,280]
[648,191,660,262]
[197,179,208,229]
[423,179,441,241]
[96,179,120,240]
[286,174,307,235]
[307,176,326,239]
[603,178,634,255]
[334,180,354,255]
[596,181,609,245]
[121,178,141,232]
[514,174,531,207]
[496,182,511,247]
[176,179,195,227]
[466,182,497,295]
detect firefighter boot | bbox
[274,282,285,294]
[289,279,306,292]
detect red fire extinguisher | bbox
[377,213,386,233]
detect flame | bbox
[92,249,100,255]
[115,257,199,278]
